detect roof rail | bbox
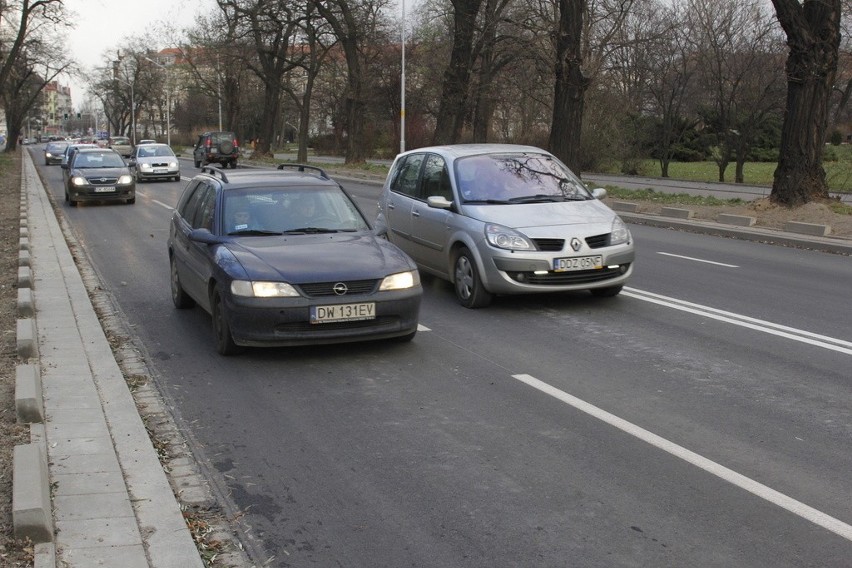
[276,163,329,179]
[200,166,229,183]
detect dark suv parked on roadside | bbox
[193,131,239,169]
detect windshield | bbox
[137,145,175,158]
[223,186,370,236]
[455,153,592,203]
[74,152,126,168]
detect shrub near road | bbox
[0,150,36,565]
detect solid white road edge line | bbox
[624,287,852,355]
[656,252,739,268]
[511,373,852,542]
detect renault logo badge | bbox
[571,237,582,251]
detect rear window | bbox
[110,137,130,145]
[210,132,235,144]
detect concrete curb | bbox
[12,443,53,543]
[616,211,852,255]
[17,149,206,567]
[15,363,44,423]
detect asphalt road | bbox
[34,151,852,566]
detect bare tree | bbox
[641,3,698,177]
[431,0,484,144]
[548,0,634,172]
[770,0,841,206]
[314,0,390,163]
[0,0,68,150]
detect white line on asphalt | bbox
[657,252,739,267]
[511,373,852,542]
[151,199,173,210]
[624,287,852,355]
[417,324,431,331]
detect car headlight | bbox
[169,161,178,168]
[140,163,152,170]
[610,217,630,245]
[118,175,134,184]
[485,223,534,250]
[379,270,420,291]
[231,280,300,297]
[72,176,87,186]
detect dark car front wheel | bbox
[170,256,195,309]
[212,285,244,356]
[453,247,492,309]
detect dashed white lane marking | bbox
[511,373,852,542]
[657,251,739,267]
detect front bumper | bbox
[476,242,635,294]
[137,168,180,180]
[224,288,422,347]
[68,185,136,202]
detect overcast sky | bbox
[61,0,214,108]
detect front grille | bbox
[532,238,564,252]
[506,264,629,286]
[298,279,379,297]
[585,233,610,249]
[87,176,119,185]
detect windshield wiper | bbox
[283,227,339,234]
[509,195,561,203]
[463,199,512,204]
[227,229,283,236]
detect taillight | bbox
[205,139,212,147]
[233,138,239,149]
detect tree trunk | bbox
[548,0,588,172]
[770,0,840,206]
[432,0,483,145]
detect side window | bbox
[420,154,452,200]
[178,181,203,221]
[194,185,217,231]
[390,154,425,197]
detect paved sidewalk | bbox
[19,151,204,567]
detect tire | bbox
[212,285,244,355]
[453,247,492,308]
[170,256,195,309]
[66,189,77,207]
[126,197,136,205]
[589,285,623,298]
[194,159,201,168]
[220,140,234,154]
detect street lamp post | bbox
[142,55,171,146]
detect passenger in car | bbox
[231,208,257,232]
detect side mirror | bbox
[426,196,453,210]
[591,187,607,200]
[60,163,67,170]
[189,228,220,244]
